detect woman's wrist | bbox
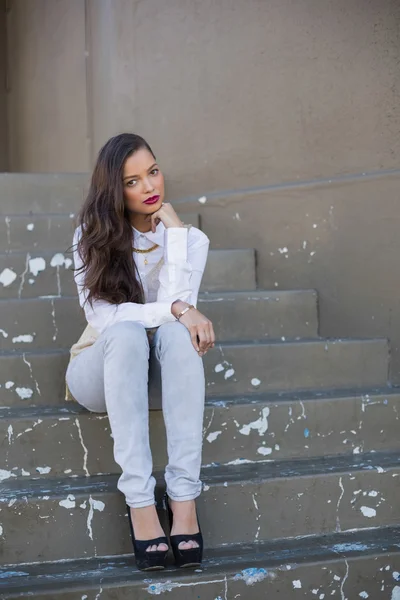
[171,300,189,318]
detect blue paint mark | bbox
[0,571,29,579]
[332,542,369,552]
[304,428,310,438]
[233,568,268,585]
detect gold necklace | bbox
[132,242,159,265]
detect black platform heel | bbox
[126,504,169,571]
[164,494,203,568]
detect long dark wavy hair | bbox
[77,133,155,305]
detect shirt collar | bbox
[132,221,165,246]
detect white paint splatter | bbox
[336,476,345,532]
[21,468,30,476]
[198,196,207,204]
[75,418,90,476]
[207,431,222,443]
[5,381,14,389]
[224,368,235,379]
[293,580,302,589]
[392,587,400,600]
[0,268,17,287]
[239,407,269,436]
[368,490,378,497]
[257,446,272,455]
[59,494,76,509]
[278,247,288,254]
[359,592,369,598]
[26,223,34,231]
[7,425,13,444]
[214,364,224,373]
[0,329,8,338]
[340,559,349,600]
[29,257,46,277]
[251,378,261,387]
[36,466,51,474]
[393,572,400,581]
[360,506,376,518]
[0,525,3,536]
[0,469,15,482]
[15,387,34,400]
[87,496,105,540]
[22,353,41,396]
[12,334,34,344]
[50,298,58,341]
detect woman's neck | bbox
[129,213,152,233]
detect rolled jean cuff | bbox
[125,498,156,509]
[166,486,202,502]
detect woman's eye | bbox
[150,168,159,176]
[126,179,137,187]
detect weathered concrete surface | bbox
[0,213,200,252]
[1,528,400,599]
[0,453,399,564]
[0,248,256,299]
[0,339,389,407]
[1,391,400,480]
[8,2,400,184]
[0,290,318,351]
[177,171,400,386]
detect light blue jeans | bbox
[66,321,205,508]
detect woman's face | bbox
[123,148,165,215]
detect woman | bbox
[66,133,215,571]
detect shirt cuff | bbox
[164,227,188,264]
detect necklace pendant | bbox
[144,257,148,265]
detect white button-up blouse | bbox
[72,221,210,333]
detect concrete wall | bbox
[4,0,400,381]
[0,0,7,170]
[6,0,89,172]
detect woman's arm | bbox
[157,225,210,307]
[72,225,209,333]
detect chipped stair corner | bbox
[0,174,399,598]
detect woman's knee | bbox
[103,321,149,352]
[156,321,196,356]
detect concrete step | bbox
[0,248,256,299]
[0,173,90,215]
[1,527,399,599]
[0,290,318,351]
[1,389,399,480]
[0,213,201,252]
[0,452,399,564]
[0,339,389,407]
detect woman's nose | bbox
[142,177,154,193]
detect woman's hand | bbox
[172,301,215,357]
[146,203,183,233]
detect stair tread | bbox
[0,288,318,303]
[1,526,399,593]
[1,451,399,499]
[1,385,397,419]
[0,337,388,358]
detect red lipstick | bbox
[143,195,160,205]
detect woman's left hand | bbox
[146,203,183,233]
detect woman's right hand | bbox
[172,302,215,357]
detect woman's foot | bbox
[130,505,169,552]
[168,499,200,550]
